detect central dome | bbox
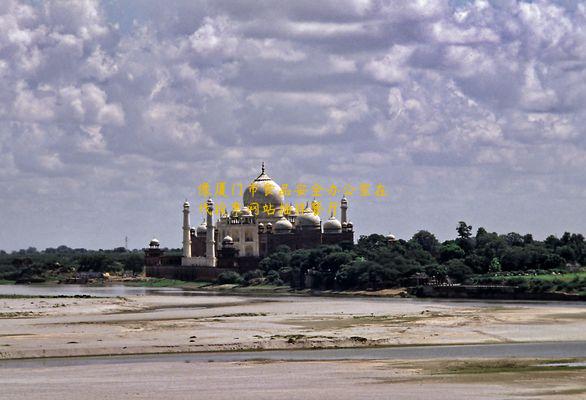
[242,163,285,220]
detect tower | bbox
[182,201,191,258]
[340,195,348,224]
[206,197,216,266]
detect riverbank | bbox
[2,351,585,400]
[1,285,585,360]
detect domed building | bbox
[145,164,354,277]
[242,164,285,222]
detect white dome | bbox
[323,214,342,233]
[222,235,234,245]
[296,205,321,228]
[274,216,293,233]
[196,222,207,235]
[242,164,284,218]
[285,203,297,216]
[149,238,160,247]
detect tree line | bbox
[0,246,182,283]
[219,222,586,292]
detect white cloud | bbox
[1,0,586,249]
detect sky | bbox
[1,0,585,251]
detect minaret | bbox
[182,201,191,258]
[340,195,348,224]
[205,197,216,266]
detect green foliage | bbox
[489,257,501,274]
[439,242,465,262]
[444,259,473,283]
[216,271,243,285]
[457,221,473,239]
[410,230,440,255]
[252,226,585,292]
[1,224,584,294]
[335,260,398,290]
[0,246,147,283]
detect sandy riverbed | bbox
[1,357,585,400]
[0,292,584,359]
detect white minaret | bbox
[340,195,348,224]
[182,201,191,258]
[205,197,216,266]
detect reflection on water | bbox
[0,284,584,308]
[0,284,188,297]
[1,341,586,368]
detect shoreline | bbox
[2,340,586,364]
[3,279,585,301]
[2,287,585,362]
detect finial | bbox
[261,161,265,174]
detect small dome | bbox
[222,235,234,245]
[286,204,297,216]
[387,233,396,241]
[266,222,273,229]
[258,222,264,228]
[241,207,252,216]
[347,221,353,229]
[274,216,293,234]
[296,205,321,228]
[183,201,190,208]
[230,209,241,218]
[196,222,207,235]
[149,238,160,247]
[341,195,348,205]
[323,214,342,233]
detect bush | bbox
[242,269,264,285]
[216,271,243,285]
[266,270,284,286]
[444,260,474,283]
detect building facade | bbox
[145,164,354,276]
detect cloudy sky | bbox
[1,0,585,250]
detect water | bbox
[0,284,184,297]
[1,284,585,308]
[1,341,585,368]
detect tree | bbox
[457,221,473,239]
[456,221,474,253]
[439,242,465,263]
[444,259,473,283]
[424,264,448,283]
[476,227,488,238]
[505,232,524,247]
[410,230,440,255]
[78,254,108,272]
[122,254,145,273]
[335,260,398,290]
[488,257,501,274]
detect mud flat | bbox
[0,286,585,359]
[1,355,585,400]
[1,287,586,399]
